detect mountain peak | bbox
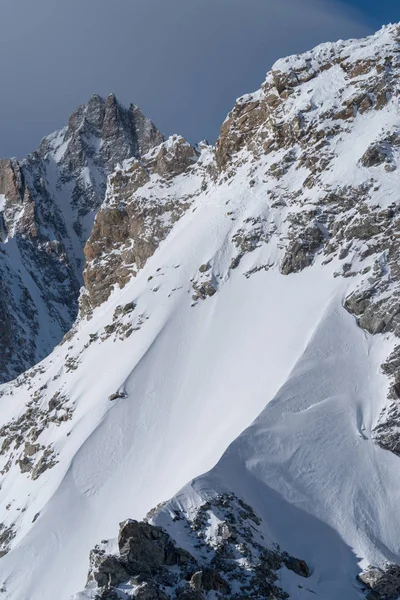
[63,93,164,165]
[0,95,165,383]
[216,20,400,169]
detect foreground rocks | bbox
[79,494,310,599]
[358,564,400,600]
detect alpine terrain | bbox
[0,22,400,600]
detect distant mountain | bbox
[0,94,163,382]
[0,22,400,600]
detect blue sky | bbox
[343,0,400,26]
[0,0,398,158]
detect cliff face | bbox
[0,94,164,382]
[82,135,201,312]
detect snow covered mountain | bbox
[0,22,400,600]
[0,94,163,382]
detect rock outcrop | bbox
[216,25,400,172]
[81,494,309,600]
[82,137,204,312]
[358,564,400,600]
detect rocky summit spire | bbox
[61,93,164,171]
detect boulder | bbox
[360,143,389,167]
[118,520,194,576]
[93,555,130,588]
[109,392,126,402]
[283,555,310,578]
[198,263,211,273]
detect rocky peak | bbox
[24,94,165,259]
[0,95,165,382]
[57,93,165,172]
[216,23,400,170]
[67,93,106,132]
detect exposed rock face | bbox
[82,137,203,312]
[82,494,309,599]
[142,135,199,179]
[0,523,15,558]
[361,142,392,168]
[0,94,164,381]
[216,25,400,171]
[118,519,194,575]
[358,564,400,600]
[91,555,129,588]
[191,264,218,303]
[281,223,325,275]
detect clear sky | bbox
[0,0,398,158]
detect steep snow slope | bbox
[150,298,396,600]
[1,22,400,600]
[0,152,349,600]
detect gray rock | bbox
[109,392,126,402]
[216,522,235,541]
[198,263,211,273]
[24,442,39,457]
[360,143,390,167]
[189,571,202,591]
[93,555,129,588]
[18,456,32,473]
[175,590,205,600]
[201,569,230,593]
[94,589,120,600]
[134,582,167,599]
[191,281,217,301]
[283,555,310,578]
[143,135,199,180]
[118,519,194,576]
[358,563,400,600]
[281,225,324,275]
